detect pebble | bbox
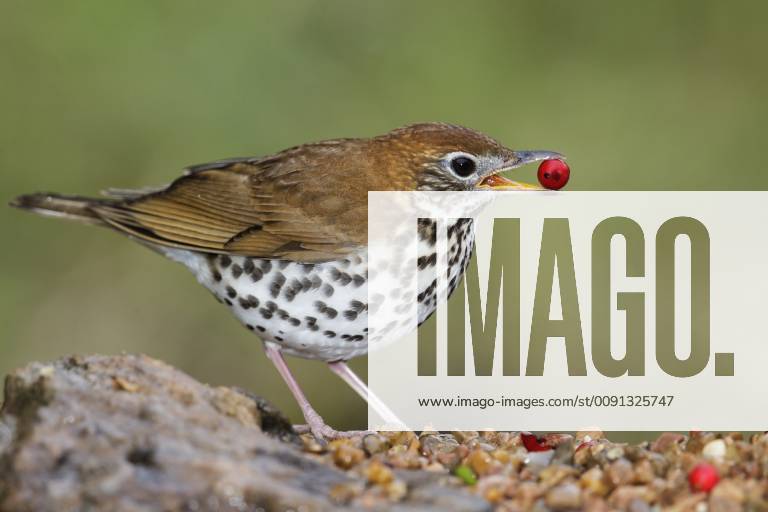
[580,467,609,496]
[299,429,768,510]
[703,439,727,462]
[365,460,394,485]
[466,449,495,477]
[545,482,582,510]
[651,432,685,453]
[330,441,365,469]
[606,458,634,487]
[362,433,390,455]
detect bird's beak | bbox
[475,150,565,190]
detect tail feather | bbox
[9,193,109,225]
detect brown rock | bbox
[0,354,491,512]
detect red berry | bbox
[688,463,719,492]
[520,432,552,452]
[537,159,570,190]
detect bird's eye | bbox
[449,156,476,177]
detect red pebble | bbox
[575,440,596,453]
[688,463,720,492]
[537,159,570,190]
[520,432,552,452]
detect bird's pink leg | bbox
[327,361,405,428]
[264,344,361,440]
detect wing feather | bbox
[90,154,365,262]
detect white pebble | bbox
[702,439,727,461]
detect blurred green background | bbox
[2,1,767,435]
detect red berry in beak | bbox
[537,159,570,190]
[688,462,719,492]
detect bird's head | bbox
[372,123,563,191]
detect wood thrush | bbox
[11,123,562,439]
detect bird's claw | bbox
[294,423,374,441]
[293,408,373,441]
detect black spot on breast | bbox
[275,336,283,342]
[226,286,237,299]
[418,279,437,302]
[344,310,358,321]
[259,308,273,319]
[251,268,264,282]
[352,274,365,287]
[224,299,233,306]
[270,273,286,298]
[349,300,366,312]
[289,317,301,326]
[418,218,437,246]
[245,324,254,331]
[302,264,315,273]
[278,260,290,269]
[323,284,334,297]
[260,260,272,273]
[243,258,255,274]
[231,264,243,278]
[256,325,266,332]
[314,300,341,319]
[219,255,232,268]
[212,270,222,282]
[284,279,303,302]
[324,330,336,338]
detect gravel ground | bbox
[300,429,768,511]
[2,354,765,511]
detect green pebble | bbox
[454,464,477,485]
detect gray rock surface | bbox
[0,354,489,512]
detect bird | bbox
[10,122,562,439]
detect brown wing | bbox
[92,149,368,262]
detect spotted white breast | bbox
[162,219,475,361]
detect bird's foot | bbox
[294,423,373,440]
[294,408,373,441]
